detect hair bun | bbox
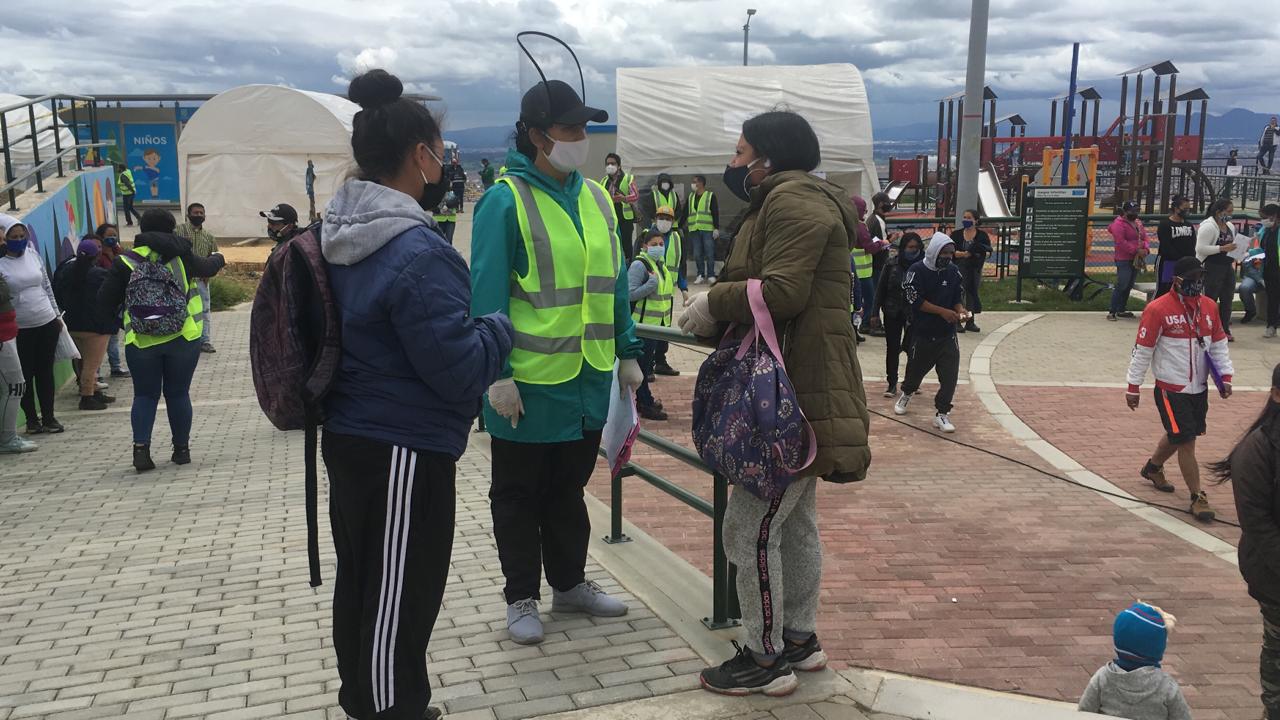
[348,69,404,110]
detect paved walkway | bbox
[0,310,705,720]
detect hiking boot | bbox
[964,320,981,333]
[78,395,108,411]
[782,633,828,672]
[552,580,628,617]
[0,436,38,454]
[110,368,132,378]
[893,391,912,416]
[638,405,669,421]
[1267,326,1278,339]
[654,362,679,376]
[1140,461,1175,493]
[933,412,957,433]
[1106,313,1118,321]
[883,382,897,399]
[506,598,543,645]
[172,446,191,465]
[699,642,798,697]
[42,418,64,434]
[93,391,116,404]
[133,444,156,473]
[1190,492,1216,522]
[200,343,217,353]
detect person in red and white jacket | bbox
[1126,256,1233,522]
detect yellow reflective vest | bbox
[501,175,620,385]
[601,173,635,221]
[652,188,678,215]
[661,229,682,273]
[688,190,714,232]
[119,246,203,348]
[631,254,673,327]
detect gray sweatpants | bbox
[723,477,822,657]
[0,340,24,444]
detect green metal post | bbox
[604,468,632,544]
[705,472,739,629]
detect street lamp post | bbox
[954,0,989,224]
[743,9,757,66]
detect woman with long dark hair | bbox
[1210,363,1280,719]
[949,209,991,333]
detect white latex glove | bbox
[487,377,523,428]
[712,229,721,241]
[618,359,644,393]
[677,292,719,337]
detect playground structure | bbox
[888,59,1280,220]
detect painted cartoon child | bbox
[140,148,162,198]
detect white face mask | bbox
[544,135,590,173]
[655,219,673,234]
[1263,218,1277,229]
[605,164,618,176]
[660,183,672,192]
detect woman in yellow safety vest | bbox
[602,152,639,260]
[471,77,645,646]
[97,209,226,472]
[628,228,673,421]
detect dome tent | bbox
[178,85,359,238]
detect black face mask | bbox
[935,255,954,269]
[1180,278,1205,297]
[901,249,921,264]
[187,215,205,227]
[723,162,758,202]
[418,170,448,212]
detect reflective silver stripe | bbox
[505,177,558,295]
[585,275,616,294]
[584,323,615,341]
[510,284,584,309]
[584,181,619,271]
[514,331,581,354]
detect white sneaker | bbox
[551,580,629,617]
[0,436,38,454]
[95,380,109,391]
[708,276,718,286]
[506,598,544,645]
[694,275,706,285]
[933,413,956,433]
[1267,326,1277,339]
[893,392,912,416]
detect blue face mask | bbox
[647,246,665,260]
[5,239,27,256]
[961,219,975,229]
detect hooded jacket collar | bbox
[321,179,436,266]
[924,231,954,271]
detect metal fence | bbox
[0,94,110,210]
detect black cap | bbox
[1173,256,1204,278]
[260,204,298,224]
[1122,200,1139,212]
[520,80,608,128]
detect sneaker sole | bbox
[882,391,896,398]
[699,671,798,697]
[508,632,544,645]
[550,601,629,617]
[893,406,909,416]
[789,649,828,672]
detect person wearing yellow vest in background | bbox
[471,77,645,646]
[602,152,639,261]
[629,229,673,421]
[684,174,720,284]
[850,196,888,342]
[97,209,225,473]
[431,192,459,245]
[647,205,686,377]
[115,163,140,226]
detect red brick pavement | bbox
[585,375,1264,719]
[1002,385,1259,545]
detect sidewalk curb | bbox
[843,668,1108,719]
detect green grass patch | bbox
[980,271,1157,312]
[209,274,257,311]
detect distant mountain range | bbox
[445,108,1276,150]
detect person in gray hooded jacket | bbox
[319,69,513,720]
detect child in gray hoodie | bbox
[1079,602,1192,720]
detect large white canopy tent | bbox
[616,64,879,200]
[178,85,359,238]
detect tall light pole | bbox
[743,9,757,66]
[954,0,989,224]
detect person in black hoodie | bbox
[54,236,117,410]
[876,232,923,398]
[1209,362,1280,718]
[1259,203,1280,339]
[98,209,225,471]
[895,232,970,433]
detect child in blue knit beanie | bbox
[1078,602,1191,719]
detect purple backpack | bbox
[249,223,340,587]
[692,279,817,499]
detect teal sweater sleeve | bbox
[470,186,527,379]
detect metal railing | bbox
[602,324,741,629]
[0,93,107,210]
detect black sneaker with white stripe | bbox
[782,633,828,671]
[699,641,798,696]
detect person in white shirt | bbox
[1195,198,1242,341]
[0,214,64,434]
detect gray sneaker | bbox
[0,436,38,454]
[506,598,544,645]
[551,580,629,617]
[1267,326,1277,339]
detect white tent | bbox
[616,64,879,199]
[178,85,359,238]
[0,93,77,188]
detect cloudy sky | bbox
[2,0,1278,132]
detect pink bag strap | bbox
[737,278,819,474]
